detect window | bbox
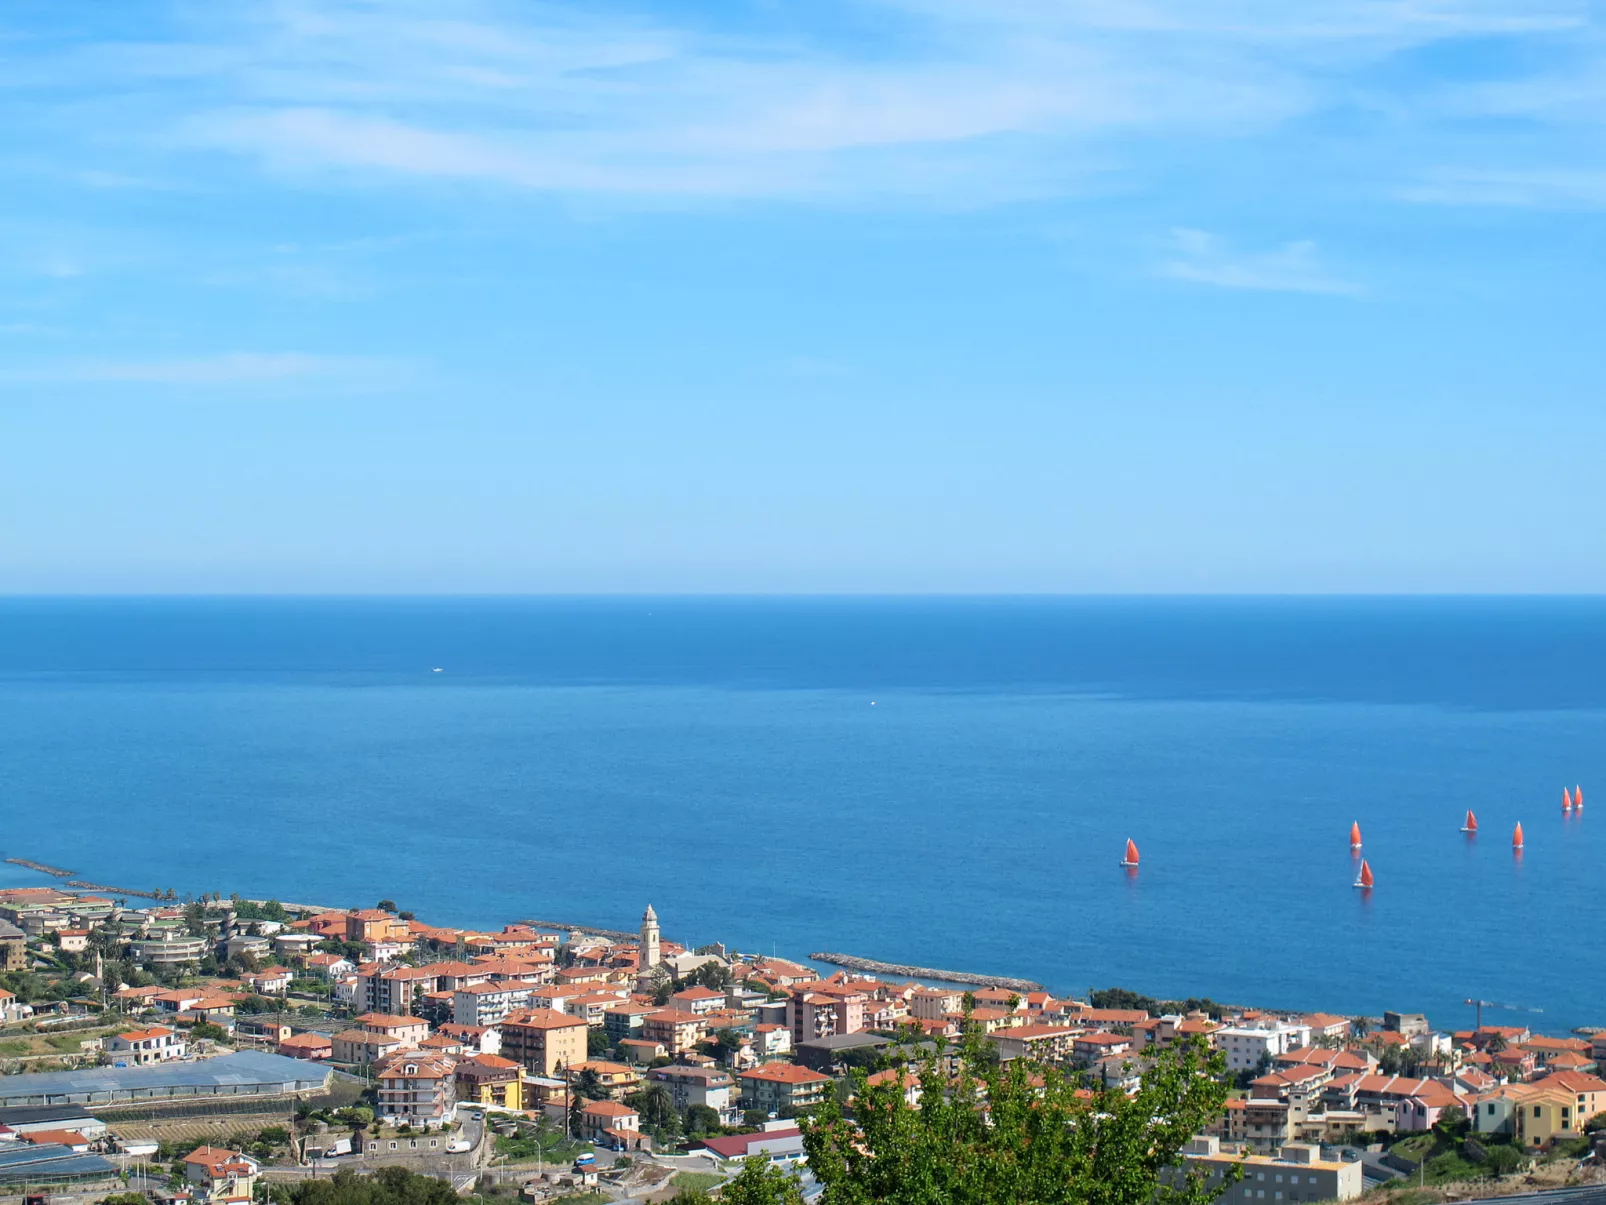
[1535,1107,1542,1118]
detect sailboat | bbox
[1513,822,1525,850]
[1576,786,1584,812]
[1563,787,1574,813]
[1460,810,1478,833]
[1120,839,1140,868]
[1349,821,1363,850]
[1353,859,1374,890]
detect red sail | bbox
[1564,787,1574,811]
[1513,822,1525,848]
[1356,860,1374,889]
[1349,821,1362,848]
[1464,810,1478,832]
[1123,839,1140,866]
[1577,786,1585,810]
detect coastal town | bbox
[3,877,1605,1205]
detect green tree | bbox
[803,1033,1233,1205]
[587,1028,611,1057]
[628,1083,680,1136]
[667,1155,804,1205]
[377,901,397,913]
[574,1068,607,1102]
[684,1104,722,1136]
[282,1166,459,1205]
[690,961,732,991]
[567,1094,586,1138]
[1481,1144,1526,1177]
[1433,1105,1469,1141]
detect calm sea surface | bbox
[1,597,1602,1033]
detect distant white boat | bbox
[432,667,444,673]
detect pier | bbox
[4,857,76,878]
[810,951,1044,993]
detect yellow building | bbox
[454,1053,525,1111]
[1516,1088,1584,1149]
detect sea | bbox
[0,596,1602,1035]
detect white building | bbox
[649,1064,741,1124]
[107,1026,187,1066]
[1218,1022,1313,1073]
[453,980,537,1027]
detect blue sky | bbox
[2,0,1602,592]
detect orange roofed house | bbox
[107,1026,186,1066]
[183,1146,260,1205]
[278,1032,334,1060]
[346,909,411,945]
[580,1099,644,1150]
[739,1063,832,1115]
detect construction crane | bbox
[1465,997,1543,1029]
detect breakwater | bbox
[66,880,162,899]
[520,918,638,941]
[4,857,75,878]
[810,951,1044,993]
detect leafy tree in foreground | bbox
[280,1167,459,1205]
[802,1031,1233,1205]
[667,1154,805,1205]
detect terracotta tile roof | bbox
[115,1026,176,1043]
[279,1033,333,1050]
[23,1130,90,1147]
[1543,1070,1606,1093]
[741,1063,832,1085]
[378,1056,455,1080]
[582,1099,638,1117]
[504,1008,588,1030]
[646,1009,704,1025]
[356,1012,424,1028]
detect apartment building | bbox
[453,980,537,1027]
[377,1056,458,1128]
[650,1064,740,1123]
[739,1063,833,1115]
[644,1009,708,1055]
[1175,1137,1362,1204]
[1217,1022,1313,1073]
[989,1025,1080,1063]
[454,1054,525,1111]
[605,1002,658,1044]
[501,1008,589,1076]
[355,1012,430,1047]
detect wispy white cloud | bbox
[0,352,410,388]
[1401,167,1606,208]
[1158,228,1361,295]
[5,0,1592,207]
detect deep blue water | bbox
[0,597,1602,1034]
